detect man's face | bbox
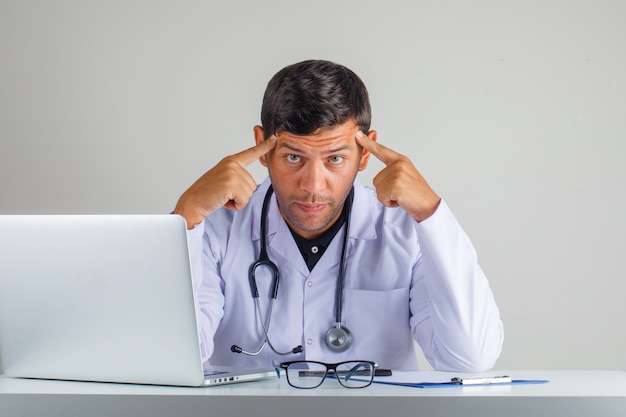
[255,119,373,239]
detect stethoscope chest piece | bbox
[325,325,353,352]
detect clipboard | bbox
[371,375,549,389]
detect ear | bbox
[253,125,269,167]
[358,130,376,171]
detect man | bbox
[174,60,503,371]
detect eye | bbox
[286,154,301,163]
[328,155,344,165]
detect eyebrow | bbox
[277,142,354,155]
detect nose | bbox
[299,161,327,194]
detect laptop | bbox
[0,214,277,387]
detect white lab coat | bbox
[188,178,503,371]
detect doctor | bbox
[174,60,503,371]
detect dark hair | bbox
[260,60,371,139]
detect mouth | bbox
[295,203,327,214]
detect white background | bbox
[1,0,625,372]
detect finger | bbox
[223,188,254,211]
[355,131,401,166]
[231,135,277,167]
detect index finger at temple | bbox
[355,132,400,166]
[232,136,277,166]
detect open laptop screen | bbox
[0,215,211,386]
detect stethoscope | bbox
[231,185,354,356]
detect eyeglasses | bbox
[278,360,378,389]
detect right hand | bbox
[174,136,277,229]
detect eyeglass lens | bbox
[285,361,375,389]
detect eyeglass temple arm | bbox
[344,362,376,381]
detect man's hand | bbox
[174,136,277,229]
[356,131,441,222]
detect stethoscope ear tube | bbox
[249,259,280,299]
[248,263,260,298]
[326,187,354,352]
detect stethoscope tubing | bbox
[233,184,354,356]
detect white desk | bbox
[1,370,625,417]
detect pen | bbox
[451,375,512,385]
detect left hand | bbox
[356,131,441,222]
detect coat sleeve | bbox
[187,221,225,363]
[409,199,504,372]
